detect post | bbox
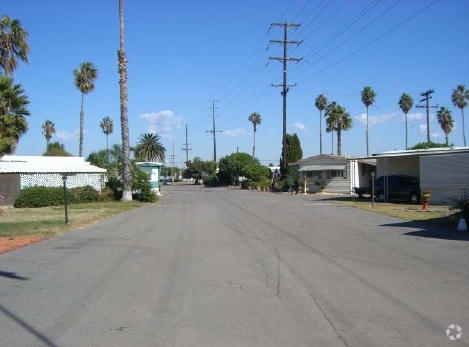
[62,175,69,224]
[371,172,375,208]
[304,179,307,195]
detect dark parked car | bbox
[374,175,421,203]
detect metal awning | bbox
[298,164,345,172]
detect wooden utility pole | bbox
[169,140,177,178]
[416,89,438,144]
[269,23,302,174]
[206,99,222,162]
[182,124,192,164]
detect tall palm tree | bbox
[135,133,166,162]
[325,102,352,156]
[73,61,98,157]
[0,75,30,155]
[0,14,30,76]
[248,111,261,158]
[41,119,56,149]
[325,101,338,155]
[315,94,327,154]
[118,0,132,201]
[451,84,469,146]
[361,86,376,156]
[100,116,113,162]
[398,93,413,150]
[436,107,454,146]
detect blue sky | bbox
[3,0,469,167]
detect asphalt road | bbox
[0,183,468,347]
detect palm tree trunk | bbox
[445,133,449,146]
[405,112,408,150]
[106,134,109,163]
[462,109,466,147]
[253,130,256,158]
[366,106,369,156]
[79,93,84,157]
[118,0,132,201]
[331,130,334,155]
[337,128,341,156]
[319,110,323,155]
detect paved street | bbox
[0,183,468,346]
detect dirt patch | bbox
[0,235,50,255]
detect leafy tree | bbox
[315,94,327,154]
[325,102,352,156]
[73,61,98,157]
[118,0,132,201]
[409,141,450,150]
[436,107,454,146]
[41,119,55,149]
[398,93,413,150]
[218,152,259,186]
[0,14,30,76]
[451,84,469,146]
[87,149,109,168]
[241,164,270,183]
[280,133,303,176]
[361,86,376,156]
[248,111,262,158]
[0,75,30,155]
[134,133,166,162]
[183,157,206,184]
[43,142,72,156]
[100,116,113,162]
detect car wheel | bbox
[409,193,419,204]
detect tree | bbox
[134,133,166,162]
[87,149,109,168]
[100,116,113,162]
[325,102,352,156]
[280,133,303,176]
[398,93,413,150]
[183,157,206,184]
[0,14,30,76]
[436,107,454,146]
[325,101,338,155]
[451,84,469,146]
[41,119,55,149]
[315,94,327,154]
[118,0,132,201]
[248,111,261,158]
[409,141,449,150]
[361,86,376,156]
[0,75,30,155]
[43,142,72,156]
[217,152,259,186]
[73,61,98,157]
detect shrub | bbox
[353,187,369,198]
[14,186,64,207]
[203,175,219,187]
[132,166,157,202]
[68,186,99,204]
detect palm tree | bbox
[436,107,454,146]
[248,111,262,158]
[325,101,338,155]
[361,86,376,156]
[73,61,98,157]
[451,84,469,146]
[0,14,30,76]
[0,75,30,155]
[135,133,166,162]
[325,102,352,156]
[315,94,327,154]
[41,119,56,149]
[398,93,413,150]
[100,116,113,162]
[118,0,132,201]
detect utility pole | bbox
[269,22,302,174]
[182,124,192,164]
[169,140,177,178]
[206,99,222,162]
[416,89,438,144]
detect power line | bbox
[181,124,192,164]
[416,89,438,144]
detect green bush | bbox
[203,175,219,187]
[353,186,369,198]
[68,186,99,204]
[14,185,101,208]
[132,166,157,202]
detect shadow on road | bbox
[380,220,469,241]
[0,270,29,280]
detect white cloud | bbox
[222,128,248,138]
[139,110,182,137]
[407,112,424,121]
[55,130,81,141]
[291,122,306,130]
[355,112,396,126]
